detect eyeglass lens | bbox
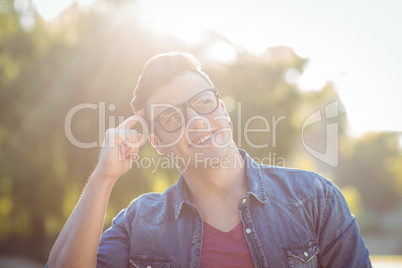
[158,90,218,132]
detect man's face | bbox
[147,71,234,171]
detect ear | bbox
[149,134,167,155]
[219,100,231,122]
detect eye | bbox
[193,93,215,109]
[159,108,181,125]
[167,112,180,122]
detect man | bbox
[48,52,371,267]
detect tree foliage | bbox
[336,132,402,212]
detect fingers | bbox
[107,109,146,147]
[117,109,146,130]
[123,134,145,158]
[114,129,143,147]
[119,133,145,162]
[101,110,147,165]
[113,129,143,159]
[120,132,144,148]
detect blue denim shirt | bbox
[97,149,371,267]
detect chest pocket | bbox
[283,240,319,268]
[129,254,172,268]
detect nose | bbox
[185,107,207,129]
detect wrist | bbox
[90,168,119,186]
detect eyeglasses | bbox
[153,87,221,133]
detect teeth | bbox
[194,133,212,145]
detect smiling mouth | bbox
[191,131,217,146]
[194,133,212,145]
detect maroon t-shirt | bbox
[200,221,255,267]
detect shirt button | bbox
[242,198,247,204]
[193,235,198,240]
[304,252,308,257]
[245,228,251,234]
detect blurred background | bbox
[0,0,401,266]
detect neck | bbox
[182,149,248,206]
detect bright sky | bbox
[32,0,402,136]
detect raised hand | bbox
[93,109,146,182]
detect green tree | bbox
[0,0,182,260]
[336,132,402,213]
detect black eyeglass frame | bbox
[152,87,221,133]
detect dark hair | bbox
[131,52,213,113]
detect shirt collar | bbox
[174,148,268,219]
[241,149,268,204]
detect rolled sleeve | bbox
[97,209,131,268]
[318,183,371,267]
